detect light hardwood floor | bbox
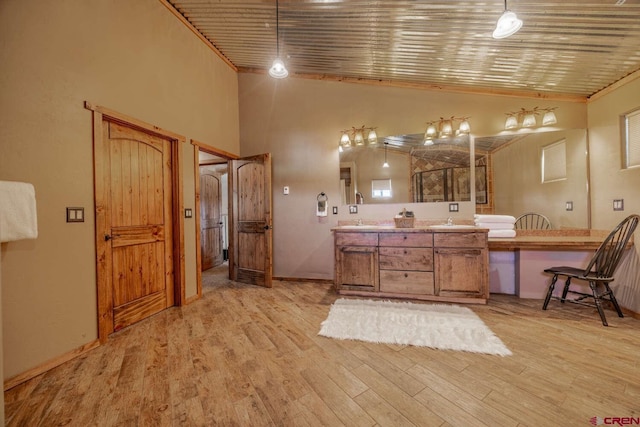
[5,265,640,426]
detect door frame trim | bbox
[86,101,186,343]
[191,139,238,303]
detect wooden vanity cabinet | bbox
[378,232,434,295]
[334,228,488,303]
[334,232,378,292]
[434,232,488,299]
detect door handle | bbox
[104,234,112,241]
[264,225,272,230]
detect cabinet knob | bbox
[404,273,408,278]
[404,250,407,254]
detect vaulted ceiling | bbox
[166,0,640,100]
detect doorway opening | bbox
[191,140,237,301]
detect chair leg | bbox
[560,277,572,303]
[589,281,608,326]
[604,283,624,318]
[543,274,558,310]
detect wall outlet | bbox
[283,186,289,195]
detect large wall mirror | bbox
[339,134,476,205]
[484,128,589,229]
[339,128,589,229]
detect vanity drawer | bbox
[379,247,433,271]
[379,232,433,247]
[335,232,378,246]
[379,270,435,294]
[433,232,487,248]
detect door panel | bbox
[200,169,223,270]
[229,154,272,287]
[97,120,174,334]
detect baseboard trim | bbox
[273,276,333,284]
[185,293,200,305]
[4,339,100,391]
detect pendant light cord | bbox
[276,0,280,57]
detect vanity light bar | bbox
[504,107,557,130]
[424,117,470,143]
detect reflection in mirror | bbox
[339,134,473,205]
[477,129,588,229]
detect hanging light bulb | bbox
[424,123,437,142]
[340,131,351,146]
[367,128,378,144]
[440,119,453,137]
[505,115,518,130]
[269,0,288,79]
[269,59,288,79]
[492,0,523,39]
[383,143,389,168]
[542,109,558,126]
[522,111,537,128]
[458,119,471,134]
[354,128,365,145]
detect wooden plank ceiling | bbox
[167,0,640,100]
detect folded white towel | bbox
[474,214,516,224]
[488,229,516,238]
[475,222,514,230]
[0,181,38,242]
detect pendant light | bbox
[492,0,522,39]
[382,142,389,168]
[268,0,288,79]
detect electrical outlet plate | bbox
[332,206,338,214]
[448,203,459,212]
[185,208,193,218]
[613,199,624,211]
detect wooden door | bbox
[96,120,174,336]
[199,168,224,270]
[229,154,272,287]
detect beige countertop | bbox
[332,225,488,233]
[332,224,625,250]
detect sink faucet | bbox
[447,217,453,226]
[357,219,364,226]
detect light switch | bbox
[185,208,193,218]
[283,186,289,195]
[448,203,459,212]
[332,206,338,215]
[566,201,573,211]
[613,199,624,211]
[66,207,84,223]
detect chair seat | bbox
[543,266,614,283]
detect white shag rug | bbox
[318,298,512,356]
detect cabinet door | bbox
[435,248,487,298]
[335,245,378,291]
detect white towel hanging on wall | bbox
[0,181,38,242]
